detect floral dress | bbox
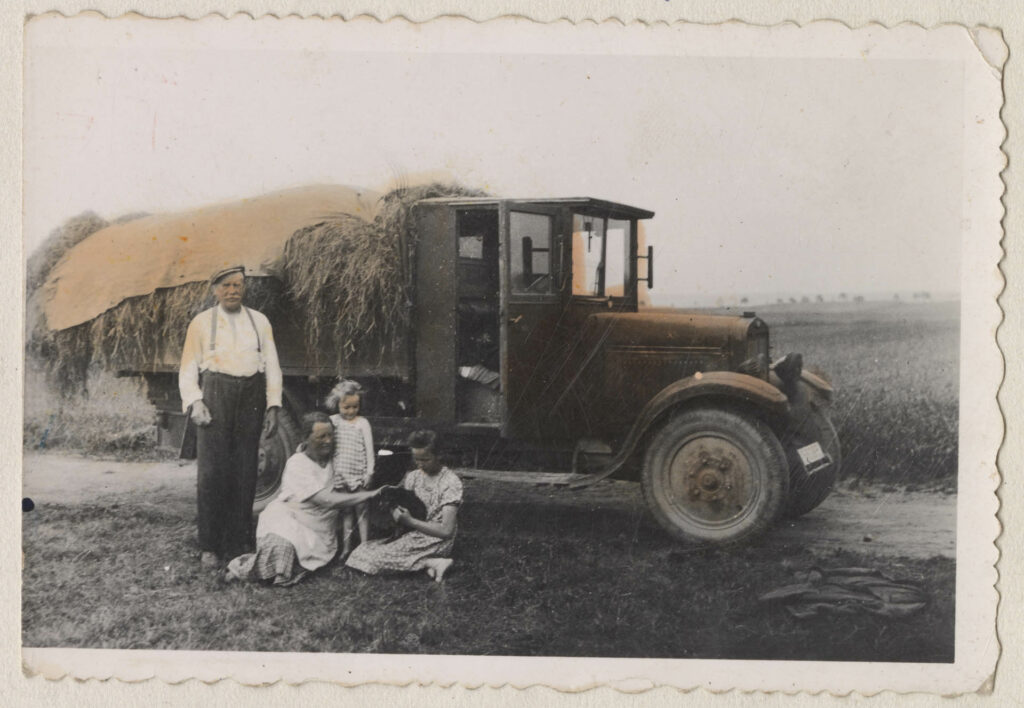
[345,466,463,574]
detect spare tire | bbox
[254,407,300,511]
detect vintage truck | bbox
[137,193,839,546]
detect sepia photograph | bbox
[19,13,1003,693]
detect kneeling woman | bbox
[346,430,462,582]
[226,412,379,586]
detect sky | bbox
[23,17,965,307]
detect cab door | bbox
[500,202,569,440]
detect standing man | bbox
[179,265,283,568]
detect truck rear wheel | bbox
[784,410,841,518]
[254,407,300,512]
[641,408,788,545]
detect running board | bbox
[453,468,593,486]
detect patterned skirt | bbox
[226,533,310,587]
[344,530,454,575]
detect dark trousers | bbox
[196,371,266,557]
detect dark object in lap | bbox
[370,452,412,488]
[375,486,428,521]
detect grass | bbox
[22,480,954,661]
[22,367,169,460]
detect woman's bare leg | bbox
[340,510,355,558]
[355,502,370,549]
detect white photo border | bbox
[12,6,1009,700]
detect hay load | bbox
[27,211,109,298]
[29,182,485,394]
[279,182,485,366]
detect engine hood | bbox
[583,311,767,348]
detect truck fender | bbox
[570,372,789,487]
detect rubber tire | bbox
[641,408,789,546]
[253,407,300,512]
[784,409,841,518]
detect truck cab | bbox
[409,197,657,443]
[395,196,840,545]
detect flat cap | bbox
[210,265,246,285]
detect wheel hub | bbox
[671,439,752,522]
[684,445,740,502]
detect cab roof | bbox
[415,196,655,220]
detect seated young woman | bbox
[345,429,463,582]
[225,412,379,586]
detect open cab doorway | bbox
[455,208,502,425]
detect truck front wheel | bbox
[254,407,300,512]
[641,408,788,545]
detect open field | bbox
[765,300,959,489]
[24,300,961,488]
[22,453,954,660]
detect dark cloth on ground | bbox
[758,567,928,619]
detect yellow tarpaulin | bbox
[41,184,379,331]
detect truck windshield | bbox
[572,214,630,297]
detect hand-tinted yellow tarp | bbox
[41,184,379,332]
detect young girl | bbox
[326,380,375,558]
[345,429,462,582]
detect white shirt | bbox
[178,305,283,412]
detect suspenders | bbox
[208,306,262,354]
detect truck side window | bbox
[510,211,553,294]
[572,214,605,296]
[605,219,630,297]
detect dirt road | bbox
[21,451,955,559]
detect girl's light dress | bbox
[345,466,463,574]
[329,414,374,491]
[227,452,337,586]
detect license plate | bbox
[797,442,831,475]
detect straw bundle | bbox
[27,211,153,394]
[26,211,108,299]
[279,182,485,365]
[29,183,484,396]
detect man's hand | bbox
[190,401,212,427]
[263,406,280,438]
